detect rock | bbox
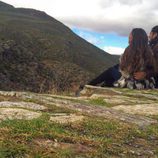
[0,89,157,127]
[0,101,47,110]
[50,114,84,124]
[112,104,158,115]
[0,108,41,121]
[89,93,155,105]
[80,85,122,96]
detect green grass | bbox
[89,98,112,107]
[55,149,76,158]
[0,112,158,157]
[0,140,29,158]
[1,91,158,157]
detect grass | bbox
[88,97,112,107]
[0,140,29,158]
[0,113,157,157]
[0,93,158,157]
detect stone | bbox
[50,114,84,124]
[0,101,47,110]
[0,108,41,121]
[80,85,122,96]
[112,104,158,115]
[0,89,157,127]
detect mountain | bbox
[0,1,119,92]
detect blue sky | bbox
[72,27,128,54]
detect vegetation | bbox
[89,97,111,107]
[0,86,158,157]
[0,1,119,93]
[0,112,158,157]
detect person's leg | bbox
[112,64,121,81]
[154,75,158,88]
[75,64,120,96]
[88,64,121,87]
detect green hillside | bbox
[0,1,119,92]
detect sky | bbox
[2,0,158,55]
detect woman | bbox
[114,28,155,89]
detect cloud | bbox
[45,0,158,36]
[77,31,100,45]
[2,0,158,36]
[104,46,125,55]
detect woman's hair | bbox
[120,28,154,75]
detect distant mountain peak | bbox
[0,1,53,20]
[0,1,14,8]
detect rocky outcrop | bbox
[0,108,41,121]
[0,86,158,127]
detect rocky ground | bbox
[0,85,158,157]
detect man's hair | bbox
[149,26,158,47]
[151,26,158,33]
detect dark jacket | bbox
[151,43,158,75]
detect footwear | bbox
[75,85,84,97]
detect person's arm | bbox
[134,71,146,80]
[134,68,155,80]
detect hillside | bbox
[0,1,119,92]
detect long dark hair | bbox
[130,28,148,51]
[120,28,154,75]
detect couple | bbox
[87,26,158,90]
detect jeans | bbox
[88,64,121,87]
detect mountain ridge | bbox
[0,1,119,92]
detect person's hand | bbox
[134,72,146,80]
